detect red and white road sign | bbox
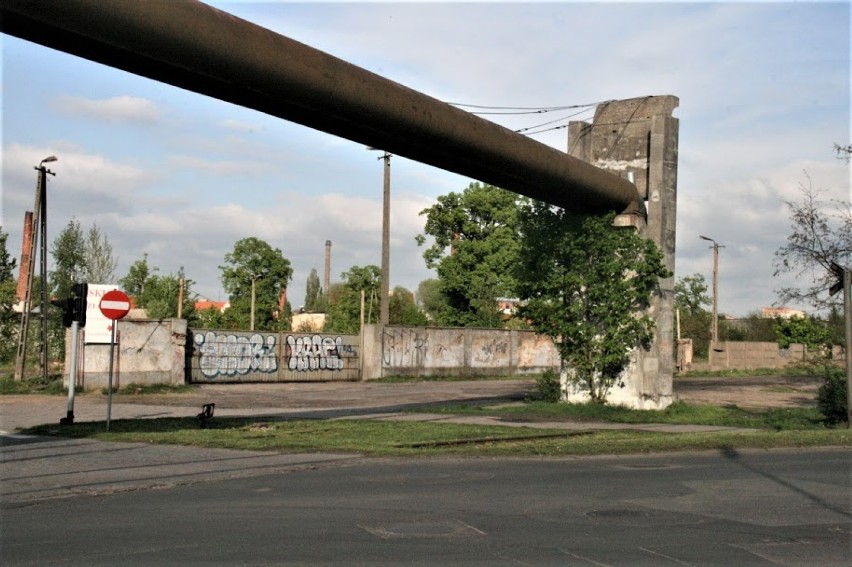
[99,289,131,320]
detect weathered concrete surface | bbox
[568,96,680,409]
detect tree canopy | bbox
[120,256,196,321]
[303,268,325,312]
[0,227,18,362]
[219,237,293,331]
[773,174,851,311]
[516,207,670,403]
[323,265,381,333]
[416,182,520,327]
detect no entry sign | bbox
[99,289,131,320]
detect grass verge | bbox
[436,400,830,431]
[22,409,851,457]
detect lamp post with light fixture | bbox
[367,148,391,326]
[14,156,57,381]
[699,235,723,349]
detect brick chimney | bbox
[16,211,33,302]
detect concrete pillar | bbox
[568,95,679,408]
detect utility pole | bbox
[14,156,57,381]
[368,148,391,326]
[699,235,723,350]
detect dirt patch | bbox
[673,375,822,408]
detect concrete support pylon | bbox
[568,95,679,409]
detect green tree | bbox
[219,237,293,331]
[46,219,89,360]
[195,305,227,329]
[121,257,196,321]
[0,227,19,363]
[674,273,712,358]
[416,278,445,323]
[775,315,833,354]
[516,207,670,404]
[323,265,380,333]
[83,222,117,284]
[389,286,428,326]
[120,253,151,299]
[773,174,851,310]
[304,268,324,312]
[417,182,520,327]
[675,273,710,314]
[50,219,86,300]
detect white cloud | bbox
[53,95,160,123]
[168,155,275,176]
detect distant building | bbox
[195,299,229,313]
[291,312,326,332]
[760,306,805,319]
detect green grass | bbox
[677,366,818,378]
[21,396,851,458]
[102,382,193,396]
[435,400,827,431]
[0,374,66,395]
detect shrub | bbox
[816,366,848,426]
[527,370,561,403]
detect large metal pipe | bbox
[1,0,639,214]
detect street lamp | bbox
[699,235,723,349]
[14,156,57,382]
[368,147,391,326]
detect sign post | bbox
[99,290,131,431]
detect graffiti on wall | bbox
[193,331,278,378]
[286,335,352,371]
[479,338,508,358]
[382,328,429,368]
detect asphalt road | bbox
[2,447,849,566]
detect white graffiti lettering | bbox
[287,335,345,371]
[193,331,278,378]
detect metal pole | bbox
[61,320,79,424]
[843,268,851,428]
[380,152,391,326]
[106,322,116,431]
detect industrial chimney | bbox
[324,240,331,293]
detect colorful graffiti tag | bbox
[193,331,277,378]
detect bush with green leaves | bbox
[526,370,561,403]
[817,366,848,426]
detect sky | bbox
[1,1,850,318]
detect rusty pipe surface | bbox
[1,0,639,213]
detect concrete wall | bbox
[187,329,360,383]
[65,318,187,389]
[689,341,844,372]
[361,325,559,379]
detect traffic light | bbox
[51,282,88,328]
[72,282,87,328]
